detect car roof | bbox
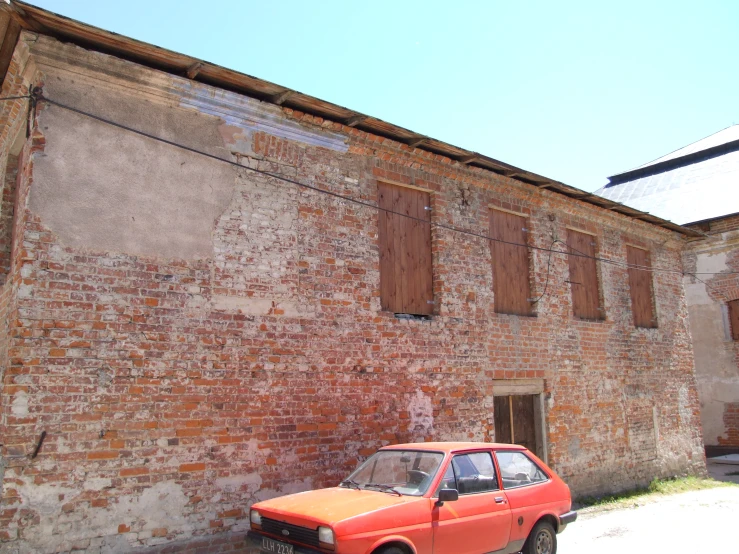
[380,442,527,454]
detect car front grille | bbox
[262,517,320,547]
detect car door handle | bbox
[495,497,507,504]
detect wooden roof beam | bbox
[345,114,367,127]
[185,61,203,79]
[271,89,295,105]
[406,136,428,148]
[458,154,479,164]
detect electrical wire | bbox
[0,95,31,101]
[34,93,739,281]
[530,239,561,305]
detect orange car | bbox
[246,442,576,554]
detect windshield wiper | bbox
[364,483,402,496]
[340,479,361,490]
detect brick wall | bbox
[683,215,739,449]
[719,403,739,446]
[0,35,706,552]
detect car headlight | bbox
[318,526,335,550]
[250,509,262,529]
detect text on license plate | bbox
[261,536,294,554]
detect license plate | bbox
[261,536,294,554]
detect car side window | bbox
[447,452,499,495]
[495,451,548,489]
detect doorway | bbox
[491,380,546,461]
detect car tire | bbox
[376,546,406,554]
[522,520,557,554]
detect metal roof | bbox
[0,0,700,237]
[598,126,739,225]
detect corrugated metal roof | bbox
[597,148,739,225]
[615,125,739,175]
[0,1,701,236]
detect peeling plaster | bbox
[408,390,434,436]
[10,390,28,416]
[678,385,691,427]
[684,247,738,444]
[7,479,190,552]
[696,251,728,275]
[173,80,349,154]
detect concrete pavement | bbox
[558,486,739,554]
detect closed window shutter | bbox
[566,230,603,320]
[728,300,739,340]
[490,210,532,315]
[378,182,433,315]
[626,246,657,328]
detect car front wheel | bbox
[376,547,405,554]
[523,520,557,554]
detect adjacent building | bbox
[0,2,705,552]
[598,125,739,455]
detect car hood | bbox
[254,487,430,534]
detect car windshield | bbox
[342,450,444,496]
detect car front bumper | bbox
[246,530,325,554]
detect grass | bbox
[576,476,736,512]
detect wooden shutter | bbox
[728,300,739,340]
[626,246,657,328]
[566,229,603,320]
[377,182,433,315]
[490,210,532,315]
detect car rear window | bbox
[495,451,548,489]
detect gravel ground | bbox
[557,485,739,554]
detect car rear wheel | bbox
[523,520,557,554]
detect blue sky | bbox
[29,0,739,192]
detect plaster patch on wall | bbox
[211,296,272,315]
[678,385,691,427]
[210,296,308,317]
[685,281,713,306]
[280,479,313,496]
[83,477,112,491]
[696,251,728,275]
[254,479,313,503]
[30,100,237,260]
[408,390,434,436]
[11,390,28,416]
[216,472,263,494]
[5,479,191,551]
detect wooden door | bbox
[494,395,537,454]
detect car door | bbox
[432,451,512,554]
[494,450,552,547]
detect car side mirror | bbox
[435,488,459,507]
